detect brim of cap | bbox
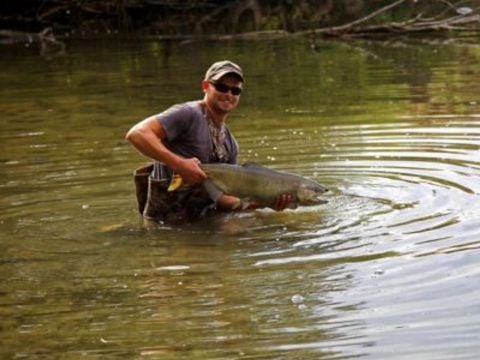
[210,70,245,83]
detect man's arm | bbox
[125,115,207,184]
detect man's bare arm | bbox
[125,115,206,184]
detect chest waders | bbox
[133,104,231,222]
[134,163,214,222]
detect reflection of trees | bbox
[361,40,480,116]
[233,35,480,121]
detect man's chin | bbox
[218,103,236,113]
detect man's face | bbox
[204,74,243,114]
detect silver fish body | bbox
[200,163,328,207]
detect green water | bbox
[1,37,480,359]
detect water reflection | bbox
[2,38,480,359]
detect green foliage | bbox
[1,0,479,36]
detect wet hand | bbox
[177,157,207,184]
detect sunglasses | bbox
[210,82,242,96]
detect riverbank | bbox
[1,0,479,40]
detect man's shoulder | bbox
[158,101,205,132]
[163,101,202,117]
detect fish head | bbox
[296,182,328,205]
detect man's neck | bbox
[203,100,226,126]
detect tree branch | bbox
[295,0,480,38]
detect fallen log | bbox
[295,0,480,38]
[0,27,65,56]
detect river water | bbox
[1,37,480,359]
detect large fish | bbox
[200,162,328,208]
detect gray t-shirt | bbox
[157,101,238,164]
[152,101,239,203]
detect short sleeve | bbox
[157,103,196,141]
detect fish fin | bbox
[202,179,224,202]
[241,162,267,169]
[232,198,252,211]
[241,199,252,210]
[167,174,183,192]
[232,199,242,210]
[286,202,298,210]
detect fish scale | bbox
[200,162,328,206]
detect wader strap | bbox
[143,176,172,220]
[152,161,173,181]
[133,164,154,215]
[133,160,215,222]
[200,101,230,163]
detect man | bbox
[126,60,292,222]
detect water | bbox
[1,38,480,359]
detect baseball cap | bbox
[204,60,245,83]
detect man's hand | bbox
[175,157,207,184]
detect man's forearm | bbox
[126,126,183,169]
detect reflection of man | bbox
[126,60,292,222]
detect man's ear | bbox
[201,80,210,93]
